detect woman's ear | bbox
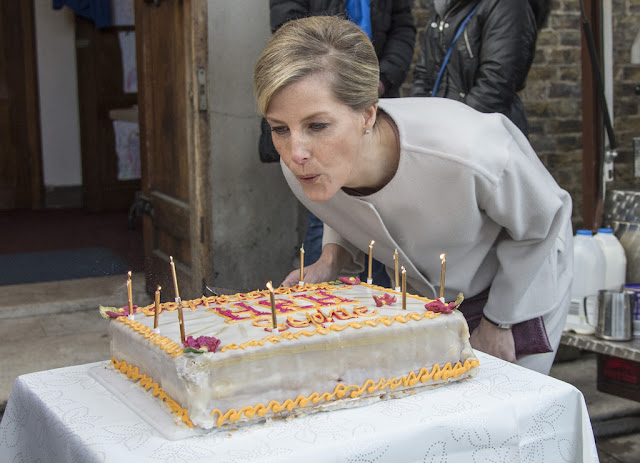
[362,103,378,132]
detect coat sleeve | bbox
[463,0,537,114]
[376,0,416,96]
[408,24,429,97]
[322,224,366,274]
[478,125,572,325]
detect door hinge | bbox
[197,67,208,112]
[128,192,154,229]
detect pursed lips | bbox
[298,174,320,184]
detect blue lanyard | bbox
[431,1,482,97]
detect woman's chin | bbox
[302,185,335,202]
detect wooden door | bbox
[135,0,212,298]
[75,17,139,212]
[0,1,42,210]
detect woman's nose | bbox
[289,132,310,164]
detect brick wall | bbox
[408,0,640,229]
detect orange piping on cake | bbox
[117,317,185,357]
[208,358,480,426]
[111,358,194,428]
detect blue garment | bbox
[305,212,391,287]
[52,0,112,29]
[346,0,372,39]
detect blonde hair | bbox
[254,16,379,115]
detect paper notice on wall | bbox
[113,120,140,180]
[118,31,137,93]
[112,0,135,26]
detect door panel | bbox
[75,17,139,212]
[135,0,211,298]
[0,1,42,209]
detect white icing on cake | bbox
[108,282,478,429]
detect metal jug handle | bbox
[583,295,597,327]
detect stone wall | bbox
[409,0,640,229]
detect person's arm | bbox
[470,318,516,363]
[408,28,429,97]
[280,243,352,287]
[270,0,310,33]
[376,0,416,96]
[463,0,537,114]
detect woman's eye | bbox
[271,126,289,135]
[309,123,328,131]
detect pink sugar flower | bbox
[373,293,396,307]
[183,335,221,353]
[424,299,456,314]
[339,276,361,285]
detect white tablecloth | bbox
[0,352,598,462]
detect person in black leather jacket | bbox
[270,0,416,98]
[409,0,549,138]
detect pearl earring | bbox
[364,129,370,135]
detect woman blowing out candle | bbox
[254,16,573,375]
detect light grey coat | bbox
[282,97,573,326]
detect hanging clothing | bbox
[52,0,112,29]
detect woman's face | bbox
[265,74,375,202]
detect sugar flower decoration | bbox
[424,299,456,314]
[339,276,361,285]
[100,305,138,319]
[373,293,397,307]
[183,335,221,354]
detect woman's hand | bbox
[280,244,352,287]
[470,317,517,363]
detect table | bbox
[561,332,640,362]
[0,352,598,463]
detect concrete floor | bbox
[1,278,640,462]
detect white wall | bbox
[208,0,303,290]
[34,0,82,187]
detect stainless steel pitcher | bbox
[584,289,636,341]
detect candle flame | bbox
[401,266,406,274]
[266,281,274,292]
[127,271,132,278]
[370,240,375,246]
[301,244,304,252]
[157,285,161,291]
[440,253,446,262]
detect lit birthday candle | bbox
[401,266,407,310]
[127,271,134,319]
[170,256,186,343]
[266,281,278,332]
[439,253,446,300]
[394,249,399,291]
[367,240,375,284]
[154,286,161,333]
[299,244,305,286]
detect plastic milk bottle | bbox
[565,230,605,334]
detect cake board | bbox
[89,364,208,440]
[89,362,477,440]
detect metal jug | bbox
[584,289,636,341]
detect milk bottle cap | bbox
[577,230,593,236]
